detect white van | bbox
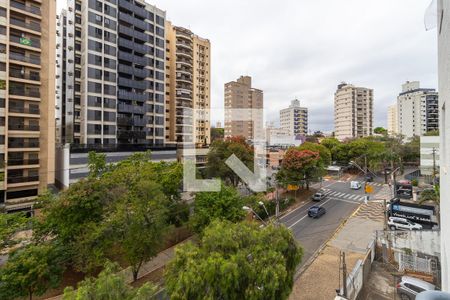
[350,181,362,190]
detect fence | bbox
[344,239,376,300]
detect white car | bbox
[388,217,423,231]
[350,181,362,190]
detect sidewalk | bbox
[289,202,384,300]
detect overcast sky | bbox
[57,0,437,133]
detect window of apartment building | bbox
[88,0,102,12]
[155,93,164,103]
[87,110,102,121]
[87,124,102,134]
[104,84,116,96]
[88,53,102,66]
[104,4,116,17]
[154,105,164,114]
[155,38,164,48]
[104,98,115,109]
[75,69,81,78]
[75,16,81,24]
[155,71,164,81]
[155,49,164,59]
[75,42,81,51]
[88,67,102,79]
[155,59,164,70]
[155,116,164,125]
[75,29,81,38]
[104,71,115,82]
[74,124,80,133]
[155,27,164,38]
[104,17,116,30]
[104,57,116,69]
[155,83,164,92]
[0,62,5,72]
[104,44,116,56]
[147,11,155,22]
[75,55,81,64]
[103,111,116,122]
[104,30,116,43]
[106,0,117,5]
[88,96,102,107]
[155,128,163,136]
[103,125,115,135]
[156,15,164,26]
[88,12,102,25]
[88,39,102,52]
[88,82,102,93]
[75,84,81,92]
[0,26,6,36]
[88,25,102,39]
[74,97,81,105]
[103,138,115,144]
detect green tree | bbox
[0,211,28,250]
[419,185,440,224]
[190,184,246,233]
[88,151,109,178]
[424,130,439,136]
[374,127,388,135]
[276,148,321,189]
[299,142,332,167]
[0,244,64,300]
[165,220,303,300]
[206,136,254,186]
[63,262,157,300]
[211,127,224,142]
[105,179,169,281]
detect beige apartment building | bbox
[165,22,211,147]
[0,0,56,212]
[280,99,308,136]
[224,76,263,141]
[387,104,398,135]
[334,82,373,141]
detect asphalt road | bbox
[280,178,384,267]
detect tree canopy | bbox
[165,220,303,300]
[276,148,321,189]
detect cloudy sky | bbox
[57,0,437,133]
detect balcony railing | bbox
[9,69,40,81]
[8,124,40,131]
[8,140,39,148]
[118,90,148,102]
[9,87,40,98]
[9,106,40,114]
[10,18,41,32]
[10,0,41,16]
[117,130,146,139]
[7,175,39,184]
[9,52,40,65]
[8,158,39,166]
[10,35,41,48]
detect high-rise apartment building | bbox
[280,99,308,136]
[0,0,56,212]
[334,82,373,140]
[165,22,211,147]
[224,76,263,140]
[56,0,166,146]
[438,0,450,291]
[397,81,439,139]
[387,104,398,135]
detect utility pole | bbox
[383,198,388,231]
[432,147,437,185]
[342,252,348,298]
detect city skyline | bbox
[142,0,436,132]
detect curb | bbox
[294,203,363,280]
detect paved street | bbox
[280,178,386,266]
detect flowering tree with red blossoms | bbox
[276,148,322,189]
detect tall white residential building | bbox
[438,0,450,291]
[280,99,308,136]
[387,104,398,135]
[334,83,373,141]
[397,81,439,139]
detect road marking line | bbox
[287,198,333,229]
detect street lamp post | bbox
[258,201,270,218]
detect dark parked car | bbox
[365,175,374,182]
[308,206,326,218]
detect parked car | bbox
[311,191,326,201]
[388,217,423,231]
[397,276,436,300]
[350,181,362,190]
[308,206,326,218]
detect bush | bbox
[411,179,418,186]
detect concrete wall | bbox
[438,0,450,291]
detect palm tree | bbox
[419,185,440,226]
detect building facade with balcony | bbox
[280,99,308,136]
[334,82,373,141]
[397,81,439,139]
[224,76,264,141]
[0,0,56,212]
[165,22,211,147]
[387,104,398,135]
[56,0,166,146]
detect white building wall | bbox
[387,104,398,135]
[438,0,450,291]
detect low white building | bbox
[420,136,440,177]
